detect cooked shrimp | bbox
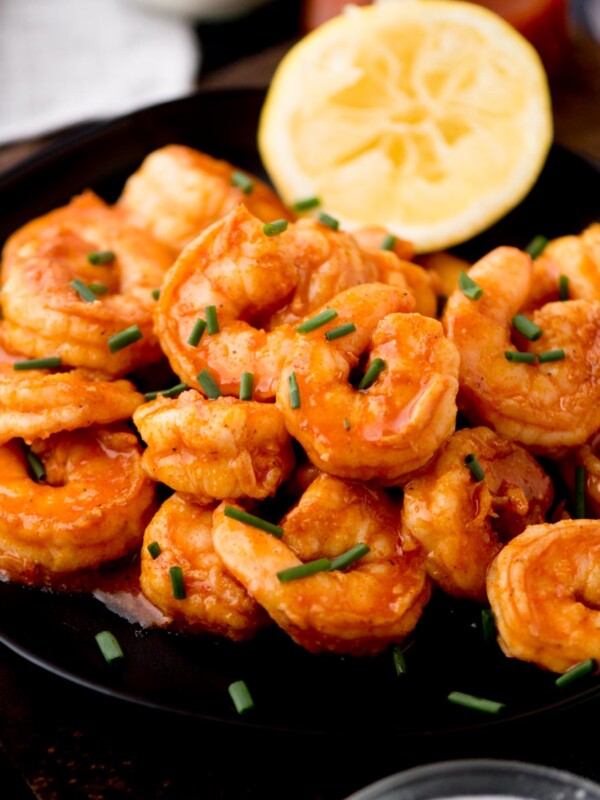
[140,493,269,640]
[133,390,295,503]
[118,144,291,253]
[402,427,553,601]
[0,426,156,581]
[559,430,600,518]
[276,285,457,483]
[350,226,415,262]
[1,191,173,376]
[533,224,600,303]
[487,519,600,673]
[212,475,431,655]
[444,246,600,454]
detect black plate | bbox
[1,89,600,737]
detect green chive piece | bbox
[512,314,543,341]
[358,358,386,390]
[289,372,300,409]
[26,450,45,482]
[465,453,485,482]
[151,288,161,301]
[575,465,586,519]
[325,322,356,341]
[481,608,496,644]
[231,171,254,194]
[224,505,283,538]
[169,566,186,600]
[295,308,338,334]
[381,234,397,251]
[504,351,536,364]
[392,645,407,676]
[263,219,289,237]
[555,658,596,688]
[318,212,339,230]
[187,318,207,346]
[292,196,320,212]
[448,691,505,714]
[88,250,116,266]
[205,305,219,335]
[70,278,98,303]
[88,282,109,295]
[458,271,483,301]
[239,372,254,401]
[538,349,565,363]
[13,357,62,371]
[329,543,370,571]
[343,418,351,431]
[147,541,161,560]
[108,325,143,353]
[558,274,569,301]
[197,369,222,399]
[277,558,332,583]
[95,631,124,665]
[144,382,188,401]
[228,680,255,714]
[525,235,548,259]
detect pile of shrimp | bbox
[2,142,600,675]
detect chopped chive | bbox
[88,250,116,265]
[575,465,586,519]
[26,450,45,482]
[263,219,289,237]
[512,314,543,341]
[539,349,565,363]
[343,418,351,431]
[464,453,485,482]
[70,278,98,303]
[88,282,109,295]
[205,305,219,335]
[525,235,548,259]
[555,658,596,688]
[277,558,332,582]
[392,645,407,676]
[358,358,386,390]
[239,372,253,401]
[292,196,320,212]
[458,271,483,301]
[329,543,370,571]
[381,234,397,251]
[504,351,536,364]
[144,382,188,401]
[187,318,207,346]
[224,505,283,538]
[325,322,356,341]
[558,274,569,301]
[169,566,186,600]
[481,608,496,644]
[13,357,62,370]
[108,325,143,353]
[448,691,505,714]
[289,372,300,409]
[228,680,254,714]
[318,212,339,230]
[95,630,124,665]
[231,171,254,194]
[147,541,161,559]
[295,308,338,334]
[197,369,222,399]
[151,288,161,301]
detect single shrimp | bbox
[212,475,431,655]
[0,426,156,581]
[487,519,600,674]
[533,224,600,303]
[443,246,600,454]
[1,191,173,376]
[559,430,600,518]
[118,144,292,253]
[402,426,553,602]
[276,286,458,483]
[133,390,295,503]
[140,493,269,640]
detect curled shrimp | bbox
[212,475,431,655]
[1,191,173,376]
[487,519,600,673]
[133,390,295,503]
[140,493,269,640]
[276,285,458,483]
[444,246,600,454]
[118,145,291,253]
[0,426,156,581]
[559,430,600,518]
[402,426,553,601]
[533,224,600,303]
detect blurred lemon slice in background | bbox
[258,0,552,253]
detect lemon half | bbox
[259,0,552,253]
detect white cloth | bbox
[0,0,200,145]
